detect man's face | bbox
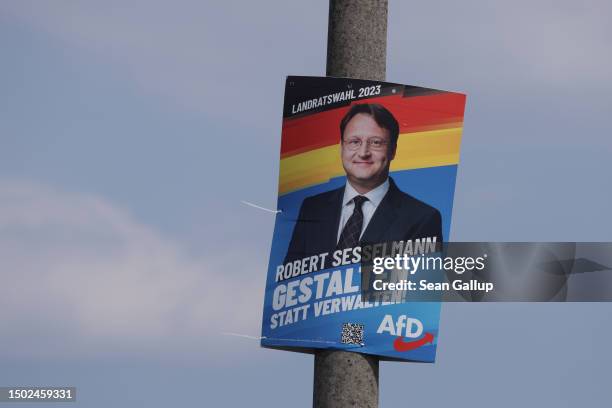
[341,113,396,192]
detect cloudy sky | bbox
[1,1,611,407]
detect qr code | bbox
[341,322,364,345]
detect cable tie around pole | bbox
[221,332,264,340]
[241,200,282,214]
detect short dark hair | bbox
[339,103,399,147]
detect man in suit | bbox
[284,103,442,265]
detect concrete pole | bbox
[314,1,388,407]
[326,0,388,81]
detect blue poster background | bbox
[261,166,457,362]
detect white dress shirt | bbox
[336,179,390,243]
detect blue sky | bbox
[1,1,611,407]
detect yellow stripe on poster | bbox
[391,127,462,171]
[279,144,344,194]
[279,127,463,195]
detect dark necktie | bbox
[337,195,368,250]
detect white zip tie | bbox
[221,332,338,345]
[265,337,337,345]
[241,200,282,214]
[221,332,264,340]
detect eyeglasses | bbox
[343,138,389,151]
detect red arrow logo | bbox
[393,332,434,352]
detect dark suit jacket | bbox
[284,178,443,264]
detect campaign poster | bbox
[261,76,466,362]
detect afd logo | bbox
[377,315,435,352]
